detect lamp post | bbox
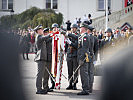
[10,9,14,30]
[51,0,53,9]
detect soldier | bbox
[77,23,90,95]
[63,23,90,95]
[87,26,98,93]
[100,28,115,61]
[34,25,53,94]
[65,23,79,90]
[49,23,59,89]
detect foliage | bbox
[0,7,63,30]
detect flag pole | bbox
[105,0,108,30]
[51,0,53,9]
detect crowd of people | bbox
[65,13,92,31]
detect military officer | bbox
[34,25,53,94]
[77,23,90,95]
[62,23,90,95]
[65,23,79,90]
[87,26,98,93]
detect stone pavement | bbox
[20,54,101,100]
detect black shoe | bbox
[73,86,77,90]
[77,91,89,95]
[89,84,93,93]
[89,89,92,93]
[66,85,73,90]
[27,58,29,60]
[36,90,47,94]
[47,89,53,92]
[73,85,77,90]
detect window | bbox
[2,0,13,10]
[108,0,111,9]
[8,0,13,10]
[46,0,51,9]
[98,0,111,11]
[46,0,58,9]
[2,0,7,9]
[53,0,58,9]
[98,0,104,11]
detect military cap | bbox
[106,28,112,33]
[71,23,78,28]
[33,25,43,31]
[43,28,49,33]
[88,26,94,32]
[52,23,59,28]
[80,23,88,28]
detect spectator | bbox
[77,18,82,28]
[87,14,92,25]
[30,31,36,53]
[20,31,30,60]
[74,18,78,24]
[66,20,71,31]
[82,14,88,23]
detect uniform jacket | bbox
[65,33,79,58]
[88,34,98,61]
[35,34,52,62]
[77,33,90,61]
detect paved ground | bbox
[20,54,102,100]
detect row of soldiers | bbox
[33,22,118,95]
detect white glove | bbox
[66,38,72,44]
[93,61,96,65]
[66,31,69,36]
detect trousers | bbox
[36,61,51,91]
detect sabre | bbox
[45,67,55,82]
[68,64,81,83]
[62,73,67,79]
[68,58,86,83]
[73,74,79,84]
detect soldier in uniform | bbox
[64,23,90,95]
[65,23,79,90]
[77,23,90,95]
[100,28,115,61]
[87,26,98,93]
[34,25,53,94]
[50,23,59,89]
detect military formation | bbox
[14,21,133,95]
[31,22,100,95]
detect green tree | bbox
[0,7,63,31]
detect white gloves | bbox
[66,38,72,45]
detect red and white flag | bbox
[51,31,65,89]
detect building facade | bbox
[0,0,132,23]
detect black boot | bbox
[36,89,47,94]
[77,91,89,95]
[73,83,77,90]
[26,53,29,60]
[89,84,93,93]
[66,83,73,90]
[50,82,55,89]
[22,53,25,60]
